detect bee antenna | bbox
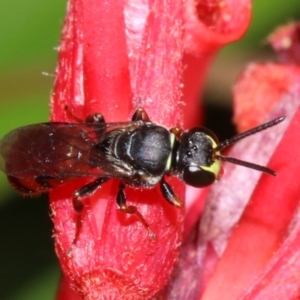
[214,154,277,176]
[215,116,285,152]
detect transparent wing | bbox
[0,121,137,180]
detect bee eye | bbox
[182,166,216,187]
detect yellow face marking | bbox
[200,135,221,177]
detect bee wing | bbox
[0,122,134,180]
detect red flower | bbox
[49,0,300,299]
[157,23,300,299]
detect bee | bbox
[0,108,284,240]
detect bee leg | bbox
[160,177,182,208]
[170,126,183,138]
[116,182,156,240]
[84,113,106,140]
[71,177,109,248]
[132,107,150,122]
[85,113,105,124]
[64,105,106,124]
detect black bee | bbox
[0,108,284,240]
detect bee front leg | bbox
[160,177,182,208]
[71,177,109,248]
[117,182,156,240]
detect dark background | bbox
[1,1,300,299]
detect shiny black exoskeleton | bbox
[0,107,285,241]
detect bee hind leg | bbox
[70,177,109,250]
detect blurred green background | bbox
[0,1,300,299]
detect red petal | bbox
[182,0,251,128]
[157,64,300,299]
[199,75,300,299]
[183,0,252,238]
[238,93,300,296]
[184,0,251,54]
[51,0,132,121]
[268,21,300,65]
[233,63,300,132]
